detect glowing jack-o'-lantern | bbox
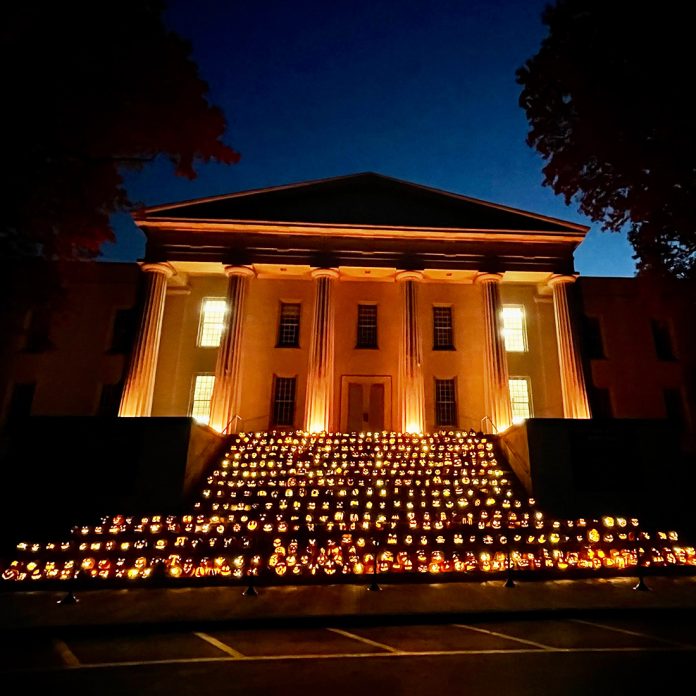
[2,566,19,581]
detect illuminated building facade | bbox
[2,174,693,445]
[2,174,695,584]
[118,173,594,435]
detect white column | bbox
[305,268,339,432]
[118,262,174,417]
[549,274,591,419]
[475,272,512,432]
[209,265,256,433]
[396,270,425,433]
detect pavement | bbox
[4,574,696,633]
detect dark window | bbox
[583,316,605,360]
[23,308,52,353]
[356,304,378,348]
[433,307,454,350]
[98,383,123,417]
[272,376,296,427]
[277,303,301,347]
[7,383,35,422]
[109,308,138,354]
[651,319,676,361]
[664,388,686,432]
[435,378,457,426]
[590,386,613,419]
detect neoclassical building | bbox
[2,172,694,538]
[117,172,593,435]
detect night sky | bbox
[102,0,635,277]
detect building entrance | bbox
[341,376,391,432]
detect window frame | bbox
[107,306,138,355]
[508,376,533,424]
[651,318,676,361]
[355,303,378,349]
[501,305,528,353]
[276,302,302,348]
[197,297,228,348]
[189,373,216,424]
[271,375,297,428]
[583,315,606,360]
[432,305,455,351]
[434,377,458,427]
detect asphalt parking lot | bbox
[4,614,696,694]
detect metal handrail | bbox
[480,415,499,434]
[221,413,270,436]
[221,414,243,436]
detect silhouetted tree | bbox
[517,0,695,280]
[2,1,239,260]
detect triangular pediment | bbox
[141,173,585,234]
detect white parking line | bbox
[53,639,80,667]
[327,627,402,653]
[7,644,694,674]
[569,619,695,649]
[452,623,556,651]
[194,632,245,658]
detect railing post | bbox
[368,538,381,592]
[57,570,81,605]
[504,547,515,588]
[633,530,651,592]
[242,582,258,597]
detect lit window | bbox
[356,304,378,348]
[501,306,527,352]
[435,378,457,426]
[272,376,296,427]
[190,374,215,424]
[198,298,227,347]
[277,303,301,347]
[433,306,454,350]
[509,377,532,424]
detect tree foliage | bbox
[2,1,239,260]
[517,0,696,279]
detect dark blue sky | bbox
[102,0,635,277]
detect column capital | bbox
[310,267,339,280]
[395,270,424,283]
[140,262,175,278]
[474,272,503,285]
[224,264,256,279]
[548,273,578,288]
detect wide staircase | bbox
[2,430,694,583]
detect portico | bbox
[118,173,591,433]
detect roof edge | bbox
[136,172,589,234]
[139,172,382,215]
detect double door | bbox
[341,376,391,432]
